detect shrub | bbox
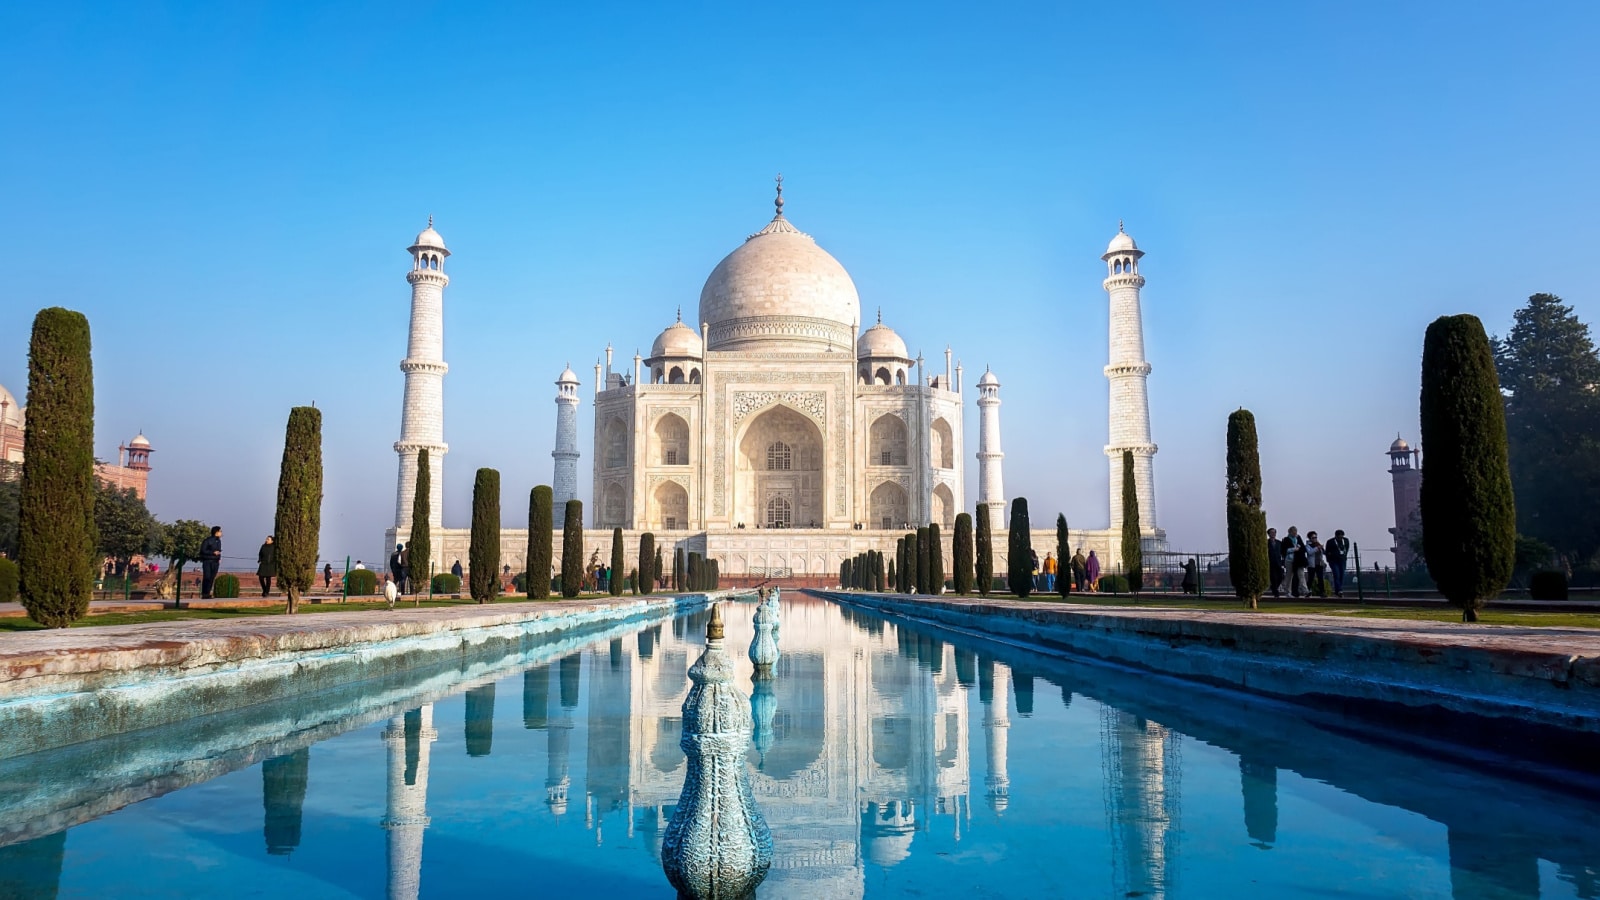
[346,569,378,596]
[431,572,461,595]
[1421,314,1516,621]
[1098,574,1131,594]
[212,573,240,598]
[610,528,625,597]
[1226,410,1269,608]
[19,307,97,627]
[512,572,527,593]
[953,513,974,595]
[927,523,944,596]
[1055,514,1071,598]
[638,533,655,596]
[561,500,583,598]
[1530,570,1569,601]
[273,406,323,614]
[0,557,16,603]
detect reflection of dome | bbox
[861,802,916,867]
[857,321,908,360]
[0,383,21,428]
[698,203,861,353]
[1390,435,1410,453]
[129,432,151,448]
[651,320,703,359]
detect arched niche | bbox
[602,418,628,469]
[652,480,688,530]
[654,413,689,466]
[735,405,823,530]
[930,418,954,469]
[869,414,908,466]
[931,483,955,530]
[602,481,627,527]
[870,481,908,531]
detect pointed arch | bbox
[602,418,628,469]
[930,418,954,469]
[931,483,955,530]
[870,481,908,531]
[869,414,908,466]
[654,413,689,466]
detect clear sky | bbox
[4,2,1597,567]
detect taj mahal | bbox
[384,179,1163,582]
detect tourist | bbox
[256,535,276,597]
[1029,549,1040,590]
[400,544,412,594]
[1307,532,1328,597]
[383,574,398,610]
[1085,550,1101,592]
[1326,529,1351,597]
[1071,548,1087,592]
[1281,527,1308,597]
[323,562,333,589]
[199,526,223,599]
[1042,553,1058,593]
[1181,558,1198,595]
[389,544,405,594]
[354,560,367,571]
[451,559,463,580]
[1267,528,1284,598]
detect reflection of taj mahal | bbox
[385,180,1164,578]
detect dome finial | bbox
[708,603,725,641]
[876,307,882,325]
[774,173,784,217]
[676,306,682,323]
[1118,218,1125,233]
[428,213,434,228]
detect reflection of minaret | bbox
[465,685,495,757]
[262,748,310,855]
[1239,757,1277,847]
[982,663,1011,813]
[0,830,66,900]
[587,641,634,827]
[523,665,549,730]
[547,654,581,818]
[1101,708,1181,900]
[383,704,436,900]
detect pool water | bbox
[1,596,1597,899]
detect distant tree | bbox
[915,527,931,595]
[95,482,156,574]
[887,558,898,593]
[673,546,684,592]
[1055,514,1071,597]
[905,532,920,594]
[1007,498,1033,598]
[927,523,944,596]
[840,558,851,590]
[0,460,20,558]
[468,469,500,604]
[638,532,656,596]
[609,528,625,596]
[273,407,323,615]
[1422,315,1516,621]
[18,307,96,627]
[408,449,433,592]
[561,500,584,597]
[655,545,664,590]
[528,485,553,600]
[1226,409,1270,609]
[1493,293,1600,564]
[158,519,208,601]
[1121,452,1143,593]
[876,549,887,592]
[975,505,994,597]
[687,552,702,591]
[947,512,972,595]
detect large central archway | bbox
[735,405,824,529]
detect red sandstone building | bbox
[1,383,154,499]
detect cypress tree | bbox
[928,523,944,595]
[1421,314,1516,621]
[272,406,322,615]
[687,552,702,591]
[888,558,897,593]
[975,505,994,597]
[916,527,931,594]
[674,547,684,591]
[1226,409,1270,609]
[18,308,96,626]
[528,485,553,600]
[1056,514,1071,597]
[1121,451,1143,593]
[408,449,432,594]
[877,550,887,592]
[655,545,664,591]
[469,468,501,604]
[840,558,852,590]
[560,500,583,597]
[638,532,656,596]
[1007,498,1033,597]
[609,528,625,596]
[710,558,719,590]
[953,512,974,596]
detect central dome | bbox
[697,207,861,353]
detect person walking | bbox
[383,574,399,610]
[1267,528,1285,598]
[1326,529,1351,598]
[323,562,333,590]
[1070,548,1087,593]
[389,544,405,594]
[1029,550,1041,591]
[451,559,463,580]
[199,526,223,599]
[1281,527,1308,598]
[399,544,412,594]
[1042,553,1058,593]
[256,535,277,597]
[1085,550,1101,593]
[1307,532,1329,598]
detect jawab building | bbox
[385,182,1163,584]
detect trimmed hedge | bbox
[431,572,462,595]
[346,569,378,596]
[212,573,240,599]
[1098,574,1131,594]
[1530,570,1569,601]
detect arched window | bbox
[603,419,628,469]
[895,369,906,386]
[604,483,626,526]
[668,366,685,384]
[655,413,689,466]
[930,418,954,469]
[653,367,664,384]
[1113,260,1121,274]
[765,496,792,529]
[766,441,792,471]
[875,367,891,385]
[869,415,908,466]
[689,368,701,384]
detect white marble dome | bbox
[1390,435,1411,453]
[556,365,579,385]
[697,213,861,352]
[857,321,908,360]
[977,368,1000,388]
[411,220,448,252]
[650,320,703,359]
[1106,229,1137,254]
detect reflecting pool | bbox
[1,596,1598,898]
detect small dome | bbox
[1106,230,1137,254]
[556,365,579,385]
[410,218,448,253]
[129,433,151,448]
[977,367,1000,387]
[0,383,21,429]
[1390,435,1410,453]
[650,320,703,359]
[857,321,909,360]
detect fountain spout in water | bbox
[749,597,780,674]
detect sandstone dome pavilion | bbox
[385,180,1164,585]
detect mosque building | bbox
[385,181,1164,581]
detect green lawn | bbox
[0,592,628,632]
[975,592,1600,628]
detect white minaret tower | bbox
[382,704,436,900]
[976,367,1005,522]
[394,219,450,535]
[1103,222,1157,533]
[552,364,581,527]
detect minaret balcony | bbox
[406,270,449,287]
[1102,273,1146,290]
[1103,362,1152,377]
[400,359,449,376]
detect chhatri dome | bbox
[697,176,861,353]
[651,313,704,359]
[1105,221,1138,255]
[857,311,909,360]
[130,432,151,449]
[410,216,448,253]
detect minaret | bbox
[1104,222,1157,533]
[982,662,1011,813]
[975,367,1005,522]
[383,704,437,900]
[552,364,581,527]
[394,219,450,534]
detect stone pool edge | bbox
[815,591,1600,738]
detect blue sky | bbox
[3,1,1596,566]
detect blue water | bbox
[0,596,1596,899]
